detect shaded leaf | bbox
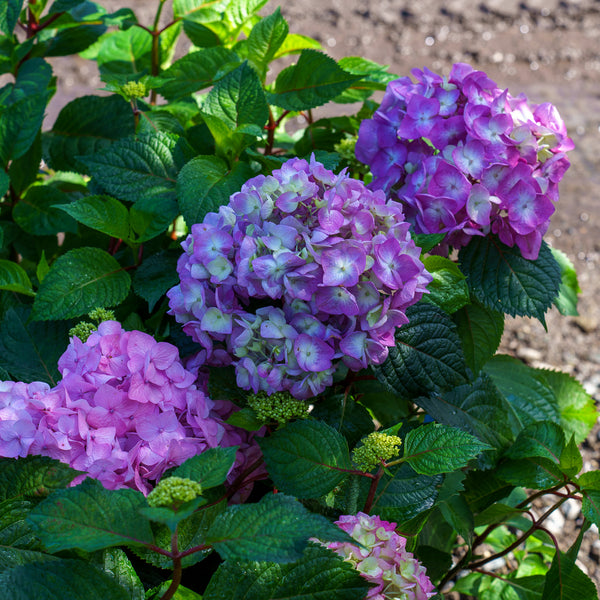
[172,446,239,490]
[542,551,598,600]
[0,260,35,296]
[132,249,180,311]
[551,247,580,316]
[13,186,78,236]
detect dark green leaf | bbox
[32,247,131,321]
[259,419,351,498]
[268,49,360,111]
[551,248,580,316]
[27,478,153,552]
[0,305,71,384]
[129,194,178,242]
[172,446,239,490]
[183,20,222,47]
[0,559,130,600]
[542,551,598,600]
[374,302,467,400]
[8,131,41,196]
[559,436,582,478]
[44,95,135,173]
[245,8,288,79]
[459,236,561,325]
[439,494,474,546]
[0,260,35,296]
[101,548,145,600]
[203,544,372,600]
[204,493,353,563]
[43,23,107,57]
[453,301,504,375]
[497,456,565,489]
[403,423,491,475]
[13,186,78,235]
[422,255,470,314]
[140,496,206,532]
[0,0,23,35]
[225,407,263,431]
[96,27,152,82]
[81,132,177,203]
[413,233,446,254]
[158,47,240,100]
[578,472,600,529]
[177,155,253,226]
[484,355,560,427]
[132,249,180,311]
[506,421,565,463]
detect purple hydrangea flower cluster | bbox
[319,512,436,599]
[0,321,259,495]
[168,156,432,399]
[356,63,573,259]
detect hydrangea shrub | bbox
[0,1,596,600]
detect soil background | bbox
[45,0,600,594]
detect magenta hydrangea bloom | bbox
[168,156,432,399]
[356,63,573,260]
[317,512,436,600]
[0,322,261,495]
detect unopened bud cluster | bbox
[147,476,203,508]
[352,432,402,472]
[121,81,147,100]
[247,391,309,424]
[69,308,116,342]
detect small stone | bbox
[561,498,581,521]
[590,540,600,561]
[544,509,565,535]
[574,316,598,334]
[516,347,543,363]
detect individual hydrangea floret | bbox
[168,156,432,399]
[352,431,402,472]
[247,391,309,424]
[146,476,203,507]
[355,63,573,259]
[317,512,436,599]
[0,321,262,496]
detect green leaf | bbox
[484,355,560,427]
[268,49,360,111]
[43,23,107,57]
[204,493,353,563]
[171,446,239,490]
[245,8,288,79]
[439,494,474,546]
[129,194,178,242]
[43,95,135,173]
[225,407,263,431]
[559,436,582,478]
[13,186,78,235]
[0,260,35,296]
[177,156,253,226]
[183,20,222,47]
[8,131,41,196]
[538,369,596,444]
[551,247,580,316]
[173,0,229,23]
[0,558,130,600]
[27,478,153,552]
[368,463,441,525]
[506,421,565,463]
[0,0,23,35]
[272,33,322,58]
[334,56,395,103]
[453,301,504,375]
[542,551,598,600]
[32,247,131,321]
[459,236,561,325]
[132,249,180,311]
[203,544,372,600]
[0,305,71,384]
[422,255,470,314]
[350,375,412,428]
[258,419,352,499]
[140,497,206,533]
[101,548,145,600]
[96,27,152,82]
[81,132,177,204]
[0,456,78,502]
[224,0,269,28]
[157,47,240,100]
[403,423,492,476]
[0,170,9,198]
[497,456,565,489]
[36,252,50,284]
[147,582,203,600]
[578,472,600,529]
[55,195,130,240]
[374,302,467,400]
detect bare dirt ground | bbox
[46,0,600,593]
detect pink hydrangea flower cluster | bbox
[356,63,573,259]
[167,156,431,399]
[320,512,435,600]
[0,321,259,495]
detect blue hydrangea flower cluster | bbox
[356,63,573,260]
[168,156,432,399]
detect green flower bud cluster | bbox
[121,81,148,100]
[69,308,116,342]
[352,432,402,472]
[247,391,309,424]
[333,135,369,177]
[147,476,203,508]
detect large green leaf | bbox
[203,545,372,600]
[223,0,269,28]
[505,421,565,464]
[403,424,491,476]
[374,302,468,400]
[43,95,135,173]
[453,300,504,375]
[0,0,23,35]
[551,247,580,316]
[205,493,353,563]
[459,236,561,325]
[13,186,78,236]
[96,27,152,82]
[334,56,396,104]
[497,456,565,489]
[421,255,469,314]
[0,260,35,296]
[245,8,288,80]
[132,249,180,311]
[81,132,177,203]
[0,305,71,384]
[171,446,239,490]
[177,155,253,226]
[258,419,352,499]
[542,551,598,600]
[0,559,130,600]
[32,247,131,321]
[577,472,600,529]
[27,478,153,552]
[268,49,360,111]
[173,0,229,23]
[100,548,145,600]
